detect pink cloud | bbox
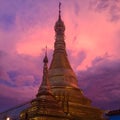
[77,56,120,110]
[0,0,120,69]
[0,0,120,112]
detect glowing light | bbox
[6,117,10,120]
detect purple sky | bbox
[0,0,120,112]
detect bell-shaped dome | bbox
[54,16,65,33]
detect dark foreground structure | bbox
[106,109,120,120]
[0,3,105,120]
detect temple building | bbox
[20,3,103,120]
[19,3,105,120]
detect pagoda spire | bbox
[50,2,72,69]
[37,48,51,96]
[20,48,70,120]
[59,2,61,20]
[49,3,79,88]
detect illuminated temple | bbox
[19,3,105,120]
[1,3,106,120]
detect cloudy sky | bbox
[0,0,120,112]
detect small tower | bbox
[20,49,69,120]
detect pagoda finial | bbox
[45,46,47,56]
[59,2,61,19]
[43,48,48,78]
[43,46,48,63]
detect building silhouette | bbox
[106,109,120,120]
[0,3,106,120]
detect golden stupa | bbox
[20,51,69,120]
[20,3,105,120]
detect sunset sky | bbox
[0,0,120,112]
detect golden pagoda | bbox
[20,51,69,120]
[20,3,105,120]
[48,3,105,120]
